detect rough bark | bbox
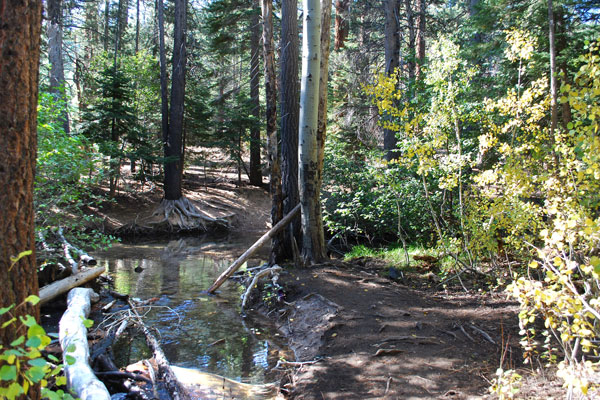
[104,0,110,51]
[261,0,284,264]
[415,0,426,79]
[315,0,332,260]
[280,0,301,260]
[249,3,262,186]
[116,0,129,53]
[334,0,350,50]
[46,0,70,133]
[299,0,326,264]
[164,0,187,200]
[157,0,169,148]
[0,2,42,380]
[383,0,400,161]
[548,0,558,136]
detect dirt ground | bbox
[94,148,564,400]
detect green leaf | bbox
[10,250,32,264]
[82,318,93,329]
[26,336,42,348]
[65,355,76,365]
[24,295,40,306]
[1,317,17,329]
[9,336,24,347]
[0,304,15,315]
[25,366,46,383]
[19,315,36,327]
[27,323,46,339]
[28,358,47,368]
[6,381,24,398]
[0,365,17,381]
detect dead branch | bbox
[241,265,282,309]
[39,266,105,305]
[470,324,496,345]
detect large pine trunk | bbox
[164,0,187,200]
[383,0,400,161]
[47,0,70,133]
[280,0,301,259]
[299,0,326,264]
[249,3,262,186]
[0,4,43,400]
[261,0,284,263]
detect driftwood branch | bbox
[241,266,282,309]
[56,227,97,272]
[208,203,300,293]
[39,266,105,305]
[59,288,111,400]
[128,300,191,400]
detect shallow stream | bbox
[93,235,288,385]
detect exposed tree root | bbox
[119,197,233,234]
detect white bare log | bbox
[59,288,111,400]
[39,266,105,305]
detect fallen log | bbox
[208,203,300,294]
[128,299,191,400]
[39,266,105,305]
[56,227,97,272]
[59,288,111,400]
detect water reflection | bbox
[94,237,284,384]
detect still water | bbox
[93,235,287,385]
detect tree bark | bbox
[0,2,42,398]
[383,0,400,161]
[415,0,426,79]
[135,0,140,54]
[548,0,558,136]
[299,0,326,264]
[157,0,169,149]
[164,0,187,200]
[249,3,262,186]
[104,0,110,51]
[280,0,301,259]
[46,0,70,133]
[261,0,284,264]
[315,0,332,259]
[334,0,350,50]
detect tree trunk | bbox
[164,0,187,200]
[548,0,558,136]
[280,0,301,259]
[261,0,284,264]
[47,0,70,134]
[383,0,400,161]
[299,0,326,264]
[104,0,110,51]
[249,4,262,186]
[157,0,169,147]
[315,0,332,259]
[415,0,426,79]
[117,0,129,53]
[334,0,350,50]
[135,0,140,54]
[0,2,42,399]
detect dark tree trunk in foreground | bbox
[157,0,169,147]
[164,0,186,200]
[0,4,42,399]
[415,0,426,79]
[47,0,70,133]
[383,0,400,161]
[249,3,262,186]
[280,0,301,258]
[334,0,350,50]
[261,0,284,263]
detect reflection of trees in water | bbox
[98,239,286,382]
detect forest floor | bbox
[92,147,564,399]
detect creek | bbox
[93,235,289,386]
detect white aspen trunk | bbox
[299,0,326,263]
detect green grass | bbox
[344,244,438,268]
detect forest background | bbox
[1,0,600,398]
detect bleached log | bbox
[56,227,97,272]
[208,203,300,293]
[39,266,105,305]
[59,288,111,400]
